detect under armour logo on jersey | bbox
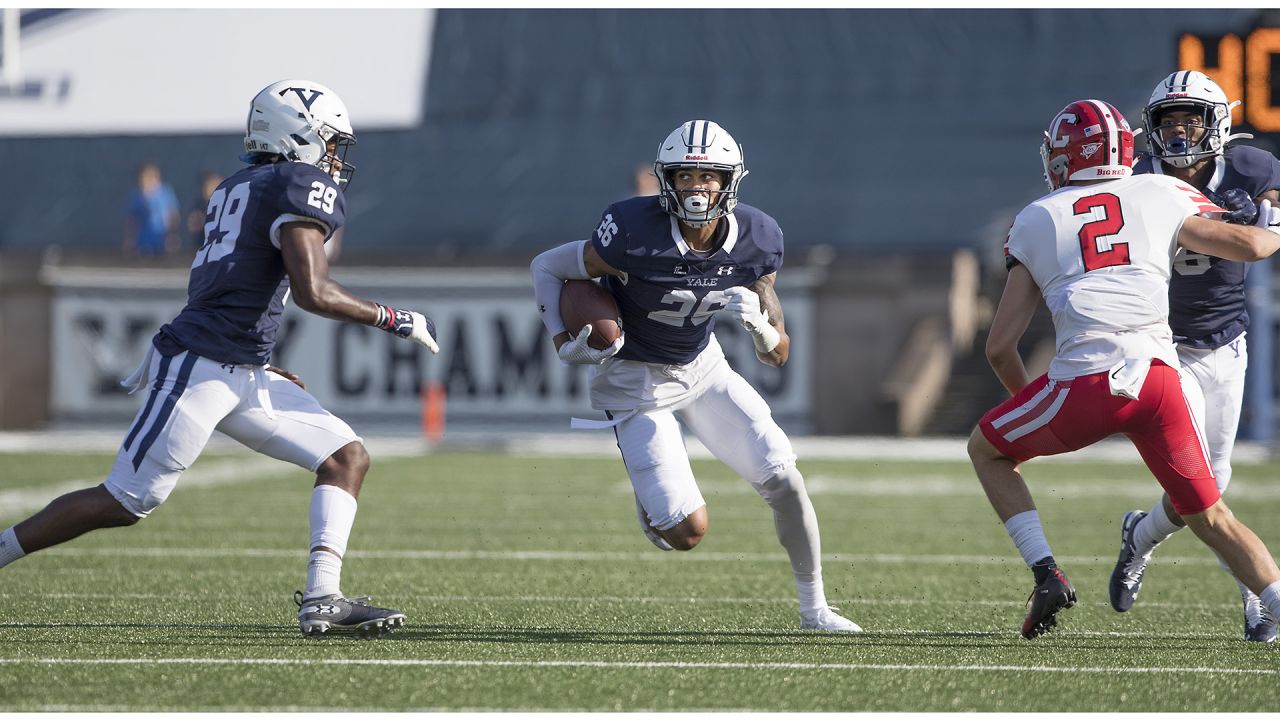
[716,265,736,276]
[279,87,324,111]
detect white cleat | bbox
[635,494,673,551]
[800,606,863,632]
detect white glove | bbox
[403,311,440,353]
[377,304,440,354]
[722,286,780,353]
[1256,199,1280,235]
[558,324,624,365]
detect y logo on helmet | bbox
[279,87,325,111]
[1049,112,1079,148]
[1081,142,1104,159]
[595,214,619,247]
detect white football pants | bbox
[104,349,360,517]
[607,352,798,531]
[1178,333,1247,493]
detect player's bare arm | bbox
[749,273,790,367]
[985,263,1040,395]
[281,222,439,352]
[280,222,380,323]
[1179,215,1280,262]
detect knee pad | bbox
[756,466,807,508]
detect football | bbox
[560,279,622,350]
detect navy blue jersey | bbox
[154,162,345,365]
[590,196,783,364]
[1136,144,1280,348]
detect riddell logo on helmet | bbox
[685,154,709,160]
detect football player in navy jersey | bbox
[1109,70,1280,642]
[0,80,440,638]
[531,121,860,631]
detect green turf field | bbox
[1,448,1278,711]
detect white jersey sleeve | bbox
[1004,175,1224,380]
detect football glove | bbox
[375,303,440,354]
[722,286,781,353]
[557,324,624,365]
[1214,188,1260,226]
[1254,199,1280,235]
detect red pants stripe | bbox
[979,360,1219,515]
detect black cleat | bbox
[295,590,406,638]
[1022,565,1077,639]
[1109,510,1148,613]
[1243,594,1278,643]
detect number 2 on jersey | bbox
[1073,193,1129,272]
[192,181,251,269]
[648,289,728,327]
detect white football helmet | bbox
[243,79,356,185]
[1142,70,1250,168]
[654,120,748,227]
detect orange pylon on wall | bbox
[422,380,446,443]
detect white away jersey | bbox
[1004,174,1222,380]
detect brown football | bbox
[560,279,622,350]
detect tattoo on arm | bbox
[752,275,784,329]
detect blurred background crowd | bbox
[1,8,1278,442]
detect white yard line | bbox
[0,592,1240,612]
[39,546,1224,567]
[0,657,1275,676]
[631,474,1280,500]
[2,431,1273,464]
[0,457,295,518]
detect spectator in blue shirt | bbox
[124,163,179,258]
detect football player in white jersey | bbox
[967,99,1280,639]
[1110,71,1280,642]
[530,121,860,632]
[0,80,441,637]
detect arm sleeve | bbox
[531,240,590,337]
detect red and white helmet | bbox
[1039,99,1135,191]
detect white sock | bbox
[796,575,827,615]
[0,527,26,569]
[757,469,826,613]
[305,485,358,599]
[306,550,343,600]
[1133,500,1181,557]
[1004,510,1053,568]
[1260,581,1280,621]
